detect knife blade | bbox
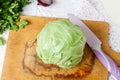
[68,14,120,80]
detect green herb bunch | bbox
[0,0,30,45]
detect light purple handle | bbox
[93,47,120,80]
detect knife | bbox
[68,14,120,80]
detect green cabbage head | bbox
[36,20,86,68]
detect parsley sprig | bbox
[0,0,30,45]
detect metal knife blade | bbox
[68,14,101,48]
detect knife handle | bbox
[92,46,120,80]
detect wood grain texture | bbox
[23,38,95,78]
[2,16,119,80]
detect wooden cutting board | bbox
[1,16,120,80]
